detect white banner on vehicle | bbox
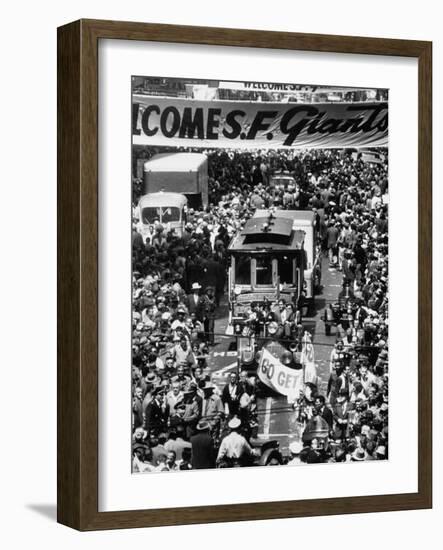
[132,95,388,149]
[258,348,304,400]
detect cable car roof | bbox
[255,209,315,224]
[229,227,305,252]
[241,216,293,237]
[229,210,307,252]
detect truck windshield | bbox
[235,256,251,285]
[141,207,161,224]
[256,256,273,285]
[161,207,180,223]
[141,206,180,224]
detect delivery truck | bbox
[143,152,208,210]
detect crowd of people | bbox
[131,145,389,472]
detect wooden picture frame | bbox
[57,19,432,530]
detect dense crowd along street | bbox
[131,147,389,472]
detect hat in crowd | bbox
[289,441,303,455]
[191,282,202,291]
[133,427,147,439]
[361,425,371,436]
[351,448,366,461]
[196,420,211,431]
[228,417,241,429]
[376,445,386,457]
[132,442,149,452]
[146,373,156,382]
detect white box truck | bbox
[143,152,208,210]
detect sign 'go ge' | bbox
[258,348,304,400]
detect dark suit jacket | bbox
[333,401,354,438]
[185,294,206,321]
[221,383,244,415]
[320,406,334,430]
[335,374,352,395]
[202,258,222,290]
[191,432,216,469]
[144,399,166,434]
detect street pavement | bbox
[206,256,344,457]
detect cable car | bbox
[227,209,306,333]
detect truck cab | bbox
[137,192,188,239]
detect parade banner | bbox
[132,95,388,149]
[218,81,319,92]
[258,348,304,400]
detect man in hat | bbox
[216,416,257,467]
[179,384,201,439]
[221,372,244,416]
[200,380,224,437]
[185,282,205,322]
[313,394,334,431]
[326,222,339,266]
[351,447,366,462]
[171,363,192,391]
[164,375,182,406]
[190,420,216,469]
[171,304,188,335]
[333,389,354,440]
[287,441,303,466]
[171,336,196,370]
[163,355,176,377]
[144,386,167,436]
[202,286,217,345]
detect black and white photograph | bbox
[131,76,389,473]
